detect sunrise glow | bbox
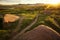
[46,0,60,5]
[45,0,60,4]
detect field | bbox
[0,4,60,40]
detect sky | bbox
[0,0,60,5]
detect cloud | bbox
[0,0,21,5]
[0,0,60,5]
[0,0,49,4]
[0,0,20,3]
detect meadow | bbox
[0,4,60,40]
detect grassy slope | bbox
[0,4,60,40]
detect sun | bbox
[48,0,60,4]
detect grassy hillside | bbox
[0,4,60,40]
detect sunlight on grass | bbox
[21,13,36,19]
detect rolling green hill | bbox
[0,4,60,40]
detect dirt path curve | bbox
[10,13,39,40]
[9,16,25,40]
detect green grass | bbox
[0,6,60,40]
